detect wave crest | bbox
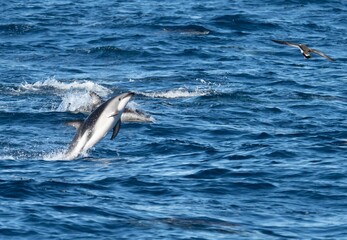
[56,91,96,112]
[140,87,210,99]
[17,77,111,95]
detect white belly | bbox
[82,115,118,152]
[65,133,89,160]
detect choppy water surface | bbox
[1,0,347,239]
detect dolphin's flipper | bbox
[65,120,84,129]
[111,120,121,140]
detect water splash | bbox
[11,77,113,112]
[42,148,90,161]
[56,91,96,112]
[16,77,111,96]
[42,150,69,161]
[140,87,210,99]
[0,155,15,160]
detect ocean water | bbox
[1,0,347,239]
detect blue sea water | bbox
[1,0,347,239]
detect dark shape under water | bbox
[162,25,210,35]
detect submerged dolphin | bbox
[64,92,134,160]
[272,40,335,61]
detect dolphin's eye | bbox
[118,97,121,101]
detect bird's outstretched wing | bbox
[310,48,335,61]
[272,40,301,49]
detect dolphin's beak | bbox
[117,92,135,112]
[122,92,135,102]
[125,92,135,98]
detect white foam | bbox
[0,149,89,161]
[0,155,16,160]
[13,77,113,112]
[42,149,89,161]
[17,77,111,96]
[141,87,209,99]
[42,151,68,161]
[56,91,94,112]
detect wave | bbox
[76,46,147,59]
[56,91,102,112]
[7,77,113,113]
[16,77,111,95]
[140,87,211,99]
[0,155,15,160]
[0,150,79,161]
[0,23,38,35]
[212,14,277,31]
[294,91,347,102]
[87,46,131,54]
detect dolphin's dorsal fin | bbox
[65,120,84,129]
[110,120,121,140]
[90,91,103,106]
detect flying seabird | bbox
[272,40,335,61]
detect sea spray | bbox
[140,87,211,99]
[16,77,111,96]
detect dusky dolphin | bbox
[76,92,153,123]
[64,92,134,160]
[272,40,335,61]
[162,25,210,35]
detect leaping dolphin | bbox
[70,91,153,123]
[64,92,134,160]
